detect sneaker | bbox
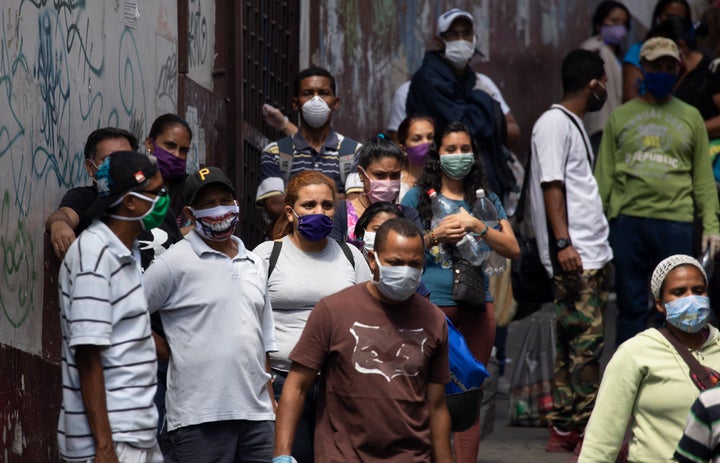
[546,426,580,452]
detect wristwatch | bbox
[556,237,572,250]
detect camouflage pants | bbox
[546,265,609,431]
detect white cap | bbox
[437,8,474,35]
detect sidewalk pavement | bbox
[477,297,621,463]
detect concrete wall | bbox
[0,0,705,459]
[0,1,213,459]
[303,0,660,150]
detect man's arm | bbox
[427,383,453,463]
[75,345,119,463]
[542,181,582,273]
[274,363,318,457]
[152,331,170,362]
[593,120,617,216]
[505,112,521,151]
[266,354,277,413]
[46,207,80,259]
[691,114,720,235]
[262,103,298,137]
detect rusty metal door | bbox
[185,0,299,248]
[238,0,300,247]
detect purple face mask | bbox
[405,142,431,166]
[293,211,333,242]
[600,24,627,46]
[152,141,187,181]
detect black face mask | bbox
[588,82,608,113]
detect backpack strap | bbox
[276,137,295,182]
[658,327,720,391]
[268,239,353,278]
[336,240,355,268]
[337,136,360,187]
[267,241,283,278]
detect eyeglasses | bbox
[143,186,169,197]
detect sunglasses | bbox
[143,186,169,197]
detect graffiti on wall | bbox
[186,0,215,91]
[0,1,183,354]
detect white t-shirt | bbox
[143,231,277,431]
[528,104,613,276]
[252,236,372,372]
[387,74,511,132]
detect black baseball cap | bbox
[85,151,159,219]
[183,167,236,205]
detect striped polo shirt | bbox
[57,220,158,461]
[675,387,720,463]
[256,130,362,201]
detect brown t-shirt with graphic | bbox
[290,283,449,462]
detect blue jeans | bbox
[169,420,274,463]
[610,215,693,346]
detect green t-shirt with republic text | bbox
[595,97,719,234]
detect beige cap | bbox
[640,37,680,62]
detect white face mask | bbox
[372,253,422,301]
[301,95,332,128]
[443,37,476,70]
[362,231,377,252]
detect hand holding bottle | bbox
[454,207,487,235]
[433,215,467,244]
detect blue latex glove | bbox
[272,456,297,463]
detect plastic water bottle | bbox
[428,189,489,266]
[456,233,491,265]
[428,188,459,218]
[427,189,457,267]
[428,188,460,268]
[473,189,506,275]
[473,189,499,229]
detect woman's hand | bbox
[432,215,467,244]
[453,208,486,234]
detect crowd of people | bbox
[48,1,720,462]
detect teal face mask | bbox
[440,153,475,179]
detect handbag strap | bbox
[449,370,469,392]
[516,106,577,225]
[553,106,594,169]
[658,327,718,391]
[514,144,532,225]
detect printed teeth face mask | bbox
[190,202,240,241]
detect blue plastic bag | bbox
[445,317,490,395]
